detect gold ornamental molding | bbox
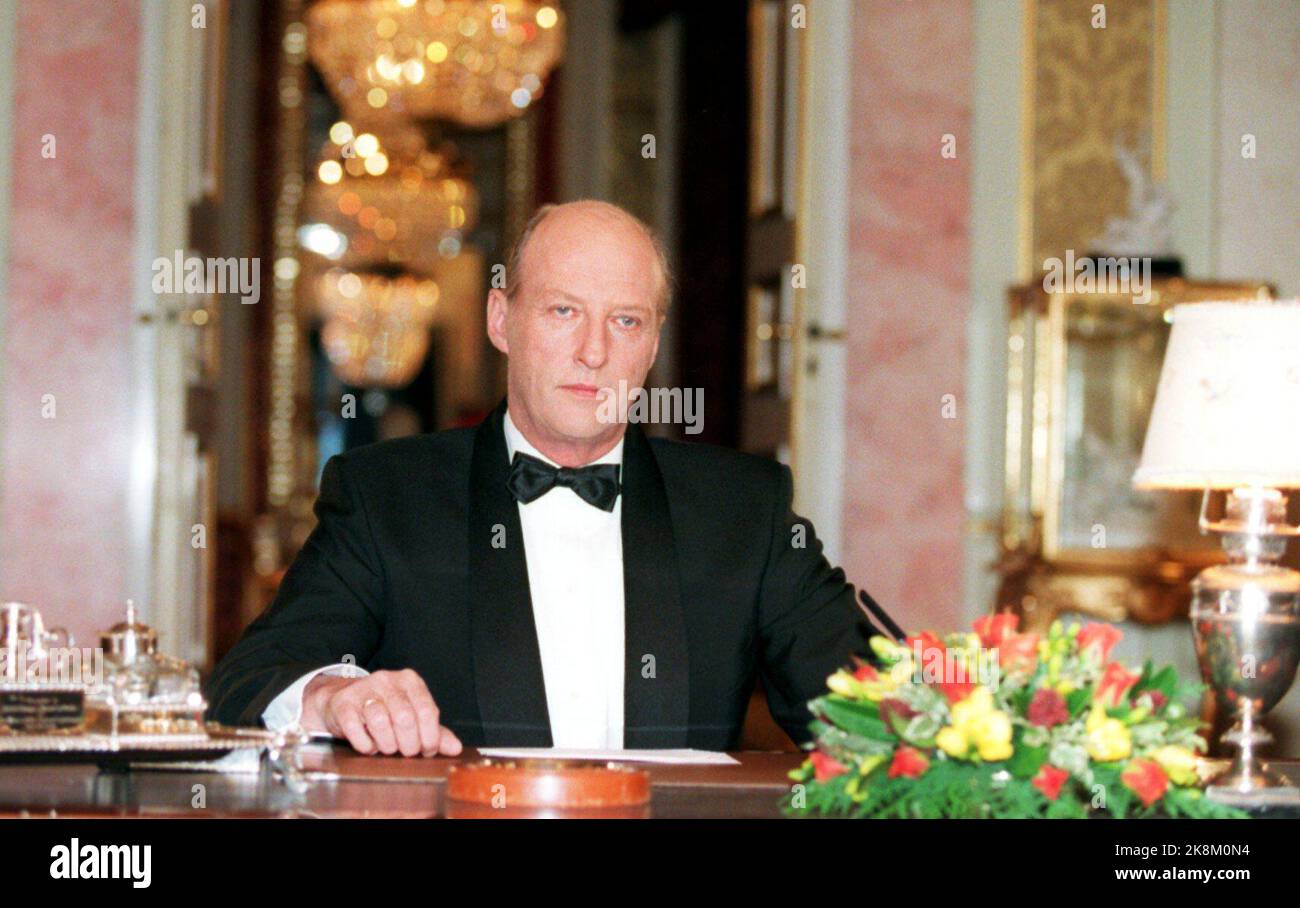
[268,0,309,510]
[1019,0,1167,276]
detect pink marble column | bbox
[843,0,973,634]
[1,0,140,643]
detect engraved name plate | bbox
[0,688,86,733]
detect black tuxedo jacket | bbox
[205,402,892,749]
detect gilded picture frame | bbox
[998,278,1274,631]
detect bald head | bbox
[504,200,672,318]
[486,200,668,466]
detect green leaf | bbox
[813,696,892,742]
[815,722,895,758]
[1007,740,1048,780]
[1066,687,1092,716]
[1135,661,1178,700]
[901,714,939,748]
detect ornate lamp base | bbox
[1189,488,1300,808]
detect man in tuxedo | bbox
[205,200,897,757]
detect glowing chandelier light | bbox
[301,118,478,275]
[306,0,566,128]
[317,268,441,388]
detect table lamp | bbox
[1133,300,1300,804]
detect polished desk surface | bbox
[7,749,1300,819]
[0,745,805,819]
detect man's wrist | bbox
[301,674,353,733]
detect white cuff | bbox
[261,663,369,734]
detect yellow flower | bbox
[1054,680,1075,696]
[950,687,994,729]
[1085,704,1132,762]
[826,669,859,698]
[941,688,1014,762]
[861,676,898,702]
[870,636,910,665]
[936,726,969,758]
[971,711,1014,762]
[1151,745,1199,786]
[859,754,886,776]
[977,737,1013,762]
[825,668,896,702]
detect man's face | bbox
[487,206,662,461]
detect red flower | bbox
[906,631,946,664]
[888,746,930,780]
[1032,764,1070,801]
[1027,688,1070,727]
[853,662,879,682]
[1094,662,1142,708]
[1077,622,1123,664]
[999,632,1041,674]
[908,631,975,703]
[974,613,1019,649]
[937,677,976,704]
[810,751,848,782]
[1121,759,1169,807]
[1138,689,1168,712]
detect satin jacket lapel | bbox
[621,423,691,747]
[467,403,553,745]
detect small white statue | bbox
[1091,137,1176,258]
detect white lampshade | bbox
[1133,300,1300,490]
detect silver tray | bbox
[0,724,284,766]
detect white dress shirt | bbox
[263,411,627,749]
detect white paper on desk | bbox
[130,747,264,774]
[478,747,739,765]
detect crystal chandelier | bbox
[301,118,478,275]
[317,268,441,388]
[306,0,566,128]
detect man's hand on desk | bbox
[300,669,463,758]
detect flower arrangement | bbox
[785,615,1247,819]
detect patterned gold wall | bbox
[1023,0,1166,270]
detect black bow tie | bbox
[507,452,622,512]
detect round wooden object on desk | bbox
[446,759,651,819]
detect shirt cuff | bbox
[261,663,370,734]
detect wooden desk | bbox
[11,748,1298,819]
[0,746,805,819]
